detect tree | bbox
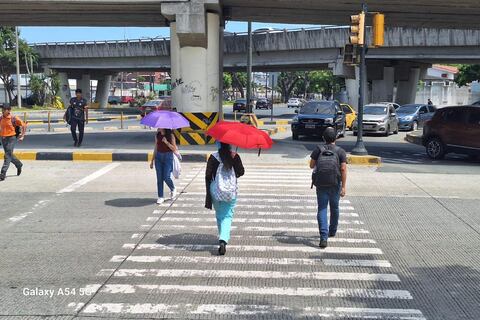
[455,64,480,87]
[308,70,344,99]
[229,72,247,98]
[223,73,232,90]
[277,71,304,102]
[0,27,38,105]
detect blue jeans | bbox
[210,183,237,243]
[316,184,341,241]
[155,152,175,198]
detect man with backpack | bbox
[0,105,26,181]
[310,127,347,249]
[65,89,88,147]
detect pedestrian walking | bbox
[310,127,347,249]
[205,142,245,256]
[427,98,433,106]
[150,128,177,204]
[65,89,88,147]
[0,105,27,181]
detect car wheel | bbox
[384,125,390,137]
[426,137,446,160]
[412,121,418,131]
[353,131,358,136]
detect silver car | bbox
[353,103,399,136]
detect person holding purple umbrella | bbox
[150,128,178,204]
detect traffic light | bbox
[350,12,365,45]
[372,13,385,47]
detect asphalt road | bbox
[1,160,479,319]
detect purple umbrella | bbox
[140,110,190,129]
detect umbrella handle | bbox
[258,148,262,157]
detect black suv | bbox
[255,98,273,110]
[291,100,346,140]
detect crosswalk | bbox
[67,166,426,319]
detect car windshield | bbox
[236,100,246,103]
[289,98,298,102]
[300,102,335,114]
[397,105,420,114]
[364,106,387,115]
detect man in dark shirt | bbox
[309,127,348,248]
[67,89,88,147]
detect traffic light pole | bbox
[351,3,369,156]
[246,21,253,114]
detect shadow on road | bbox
[105,198,156,207]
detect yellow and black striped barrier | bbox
[240,113,260,127]
[181,112,219,132]
[173,130,216,146]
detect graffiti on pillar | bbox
[181,80,202,107]
[210,86,220,103]
[171,78,184,90]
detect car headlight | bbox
[404,116,413,121]
[324,118,334,124]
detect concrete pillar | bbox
[395,68,420,105]
[371,67,394,102]
[95,75,112,109]
[58,72,71,108]
[79,74,91,102]
[345,67,368,110]
[170,12,220,116]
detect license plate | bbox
[305,124,316,129]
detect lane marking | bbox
[111,255,390,267]
[122,243,382,255]
[156,225,370,234]
[57,163,121,193]
[180,193,350,203]
[166,208,360,217]
[139,234,377,244]
[160,216,364,225]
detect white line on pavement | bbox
[176,193,351,203]
[166,208,360,217]
[98,268,399,282]
[110,255,389,267]
[57,163,121,194]
[122,243,382,255]
[156,225,370,233]
[160,216,364,225]
[70,302,424,318]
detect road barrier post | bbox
[23,112,27,123]
[47,111,51,132]
[121,112,124,129]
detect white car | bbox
[287,98,304,108]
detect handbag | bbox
[172,152,182,179]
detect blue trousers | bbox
[155,152,175,198]
[316,185,341,241]
[210,183,237,243]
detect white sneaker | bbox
[170,189,177,199]
[156,198,165,205]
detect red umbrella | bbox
[206,121,274,150]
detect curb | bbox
[0,151,208,162]
[405,132,423,146]
[24,115,141,124]
[260,120,292,126]
[347,154,382,166]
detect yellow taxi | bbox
[341,103,357,130]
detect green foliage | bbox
[223,73,232,90]
[308,70,345,98]
[455,64,480,87]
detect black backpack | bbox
[311,145,341,188]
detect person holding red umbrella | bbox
[205,141,245,256]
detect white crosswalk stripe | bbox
[67,166,425,319]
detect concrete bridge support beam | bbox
[345,67,369,111]
[58,72,72,108]
[95,75,112,109]
[371,67,395,103]
[395,67,420,105]
[77,74,91,102]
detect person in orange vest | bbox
[0,105,26,181]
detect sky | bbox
[20,22,321,43]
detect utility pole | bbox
[350,4,368,155]
[246,21,253,113]
[15,26,22,108]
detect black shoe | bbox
[319,239,328,249]
[74,142,78,147]
[218,241,226,256]
[328,232,336,238]
[77,143,82,148]
[17,166,22,176]
[0,175,5,181]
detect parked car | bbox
[108,96,122,105]
[340,103,357,130]
[422,106,480,160]
[233,99,247,113]
[139,97,173,114]
[378,102,401,110]
[291,100,346,140]
[287,98,304,108]
[472,100,480,106]
[353,103,399,136]
[397,104,436,131]
[255,98,273,110]
[121,96,135,104]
